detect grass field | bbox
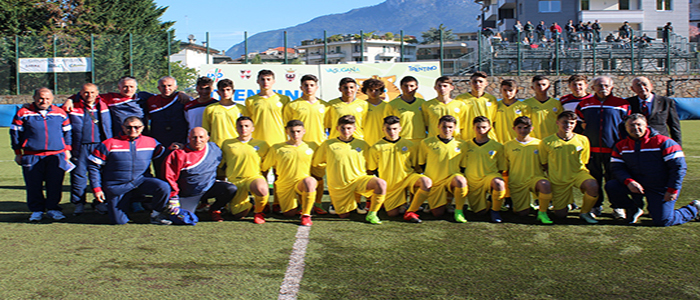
[1,122,700,299]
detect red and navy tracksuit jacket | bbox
[163,142,222,198]
[575,95,630,153]
[100,91,154,136]
[11,103,72,156]
[68,95,113,155]
[88,135,165,196]
[147,94,189,148]
[610,128,686,194]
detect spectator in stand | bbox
[536,21,547,41]
[592,20,602,42]
[524,21,535,42]
[565,20,576,43]
[619,21,631,39]
[663,22,673,43]
[513,20,523,42]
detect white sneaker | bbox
[628,208,644,224]
[590,206,603,218]
[29,211,43,222]
[328,204,337,215]
[356,202,368,215]
[73,203,85,215]
[612,208,627,220]
[46,210,66,221]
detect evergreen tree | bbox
[421,24,456,44]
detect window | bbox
[619,0,629,10]
[581,0,589,10]
[539,1,561,12]
[657,0,671,10]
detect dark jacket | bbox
[625,94,682,145]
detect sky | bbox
[158,0,384,52]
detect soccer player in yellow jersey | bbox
[362,79,392,146]
[219,116,270,224]
[538,111,600,224]
[368,116,432,223]
[503,116,553,224]
[283,74,328,214]
[262,120,318,226]
[494,79,530,143]
[421,76,467,138]
[524,75,563,139]
[417,115,468,222]
[388,76,426,141]
[202,79,248,147]
[455,71,498,141]
[461,116,507,223]
[244,70,290,146]
[325,78,368,140]
[312,115,387,224]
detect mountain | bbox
[225,0,481,58]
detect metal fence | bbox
[0,33,175,95]
[447,29,698,76]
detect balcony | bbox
[497,0,515,9]
[305,51,346,60]
[580,10,644,23]
[484,4,499,21]
[378,52,400,58]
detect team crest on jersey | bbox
[515,109,522,114]
[489,150,495,156]
[254,145,260,151]
[455,147,461,152]
[534,149,539,154]
[401,146,408,152]
[356,107,363,112]
[553,107,558,112]
[454,108,460,113]
[240,70,252,79]
[486,102,492,106]
[305,149,313,155]
[285,69,296,82]
[576,146,583,151]
[318,107,325,113]
[276,102,283,107]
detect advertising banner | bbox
[200,62,441,102]
[19,57,92,73]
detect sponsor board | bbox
[19,57,92,73]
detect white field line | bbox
[278,225,311,300]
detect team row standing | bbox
[11,70,694,227]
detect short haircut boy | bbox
[567,74,587,84]
[258,69,275,79]
[300,74,318,83]
[501,79,517,88]
[513,116,532,127]
[339,77,357,87]
[286,119,304,129]
[471,71,489,80]
[383,115,401,126]
[337,115,356,126]
[435,76,453,86]
[197,76,214,87]
[400,76,418,86]
[557,110,577,121]
[217,78,234,90]
[473,116,490,125]
[532,75,549,83]
[361,78,386,94]
[439,115,457,125]
[236,116,253,125]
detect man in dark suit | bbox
[626,76,682,145]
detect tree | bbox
[421,24,457,44]
[250,54,262,64]
[0,0,189,94]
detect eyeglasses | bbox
[124,125,143,130]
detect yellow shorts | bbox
[467,173,503,213]
[275,180,305,213]
[226,176,264,215]
[509,176,548,213]
[551,171,594,211]
[311,166,325,179]
[328,175,375,214]
[427,174,464,209]
[384,173,425,211]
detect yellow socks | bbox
[369,194,386,212]
[538,193,552,212]
[300,191,316,216]
[254,194,269,214]
[491,189,507,211]
[581,193,599,213]
[453,187,468,210]
[408,189,430,213]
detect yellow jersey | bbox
[419,136,465,183]
[503,138,545,186]
[523,97,563,139]
[220,138,269,181]
[368,138,419,189]
[493,99,531,143]
[364,101,391,146]
[461,139,505,182]
[245,93,291,145]
[455,92,498,141]
[325,98,368,140]
[201,102,248,147]
[312,138,369,188]
[421,98,468,138]
[538,133,590,185]
[388,97,427,140]
[262,142,314,187]
[283,98,328,147]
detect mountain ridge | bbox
[225,0,481,58]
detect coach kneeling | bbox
[88,116,172,225]
[606,113,700,226]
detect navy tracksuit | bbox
[88,135,170,224]
[10,104,73,212]
[68,95,112,205]
[606,128,695,226]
